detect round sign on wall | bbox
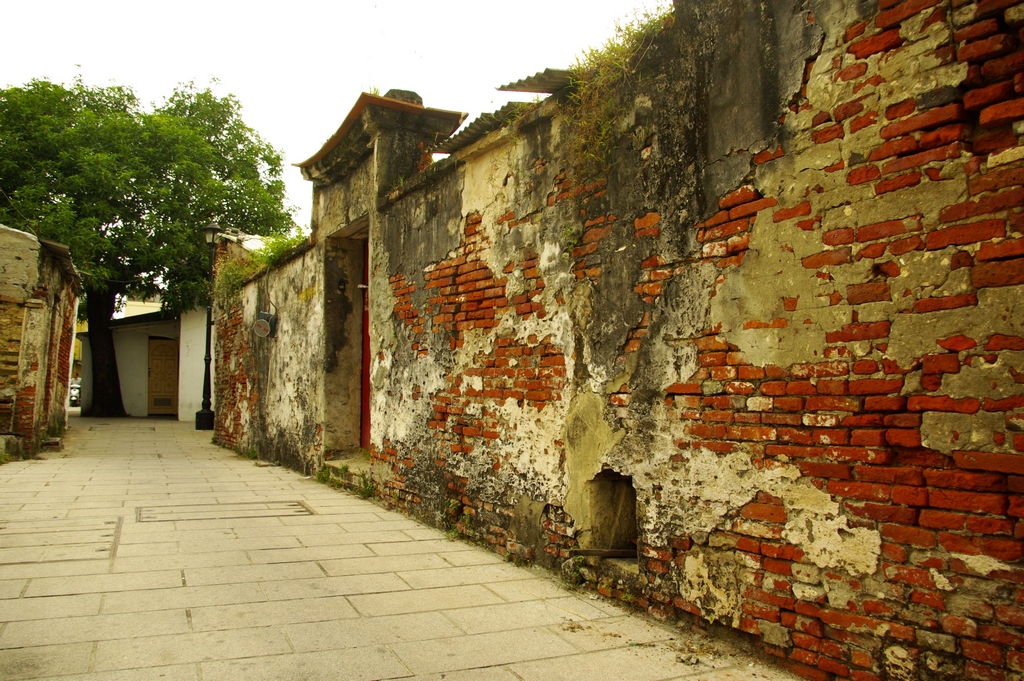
[253,318,272,337]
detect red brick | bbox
[828,480,891,501]
[857,219,906,242]
[893,485,929,506]
[981,98,1024,128]
[881,523,936,547]
[956,18,1000,43]
[937,335,977,351]
[928,220,1005,250]
[977,238,1024,261]
[719,186,758,209]
[802,248,851,269]
[955,451,1024,475]
[908,395,980,413]
[849,28,905,59]
[877,0,941,29]
[774,201,812,223]
[931,489,1008,515]
[881,104,965,139]
[913,293,978,313]
[966,164,1024,193]
[881,142,962,175]
[865,395,906,411]
[982,50,1024,82]
[836,62,868,83]
[875,173,921,194]
[959,33,1019,63]
[922,353,961,374]
[973,257,1024,287]
[813,123,845,145]
[847,165,881,185]
[886,429,922,447]
[730,197,778,219]
[823,228,854,246]
[847,282,891,304]
[753,145,785,164]
[940,188,1024,222]
[921,509,967,530]
[920,123,971,150]
[742,503,787,523]
[825,321,890,343]
[965,80,1017,112]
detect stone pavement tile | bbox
[117,529,235,545]
[177,536,301,553]
[389,627,579,675]
[507,644,715,681]
[368,539,476,556]
[440,550,507,567]
[110,551,250,573]
[0,609,188,648]
[200,646,412,681]
[245,543,374,564]
[35,664,199,681]
[441,597,612,635]
[413,670,520,681]
[23,569,182,597]
[481,577,575,602]
[0,642,93,680]
[667,668,799,680]
[189,595,358,632]
[182,561,324,586]
[290,530,414,546]
[285,611,462,652]
[101,583,266,614]
[261,572,411,601]
[544,615,683,652]
[0,593,102,622]
[401,527,448,541]
[318,552,450,576]
[278,512,383,525]
[113,542,180,557]
[0,580,27,599]
[348,584,506,617]
[397,563,532,589]
[93,626,291,671]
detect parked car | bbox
[69,379,81,407]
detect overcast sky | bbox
[3,0,668,230]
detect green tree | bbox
[0,79,293,416]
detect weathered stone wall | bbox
[367,2,1024,679]
[215,1,1024,677]
[0,225,78,457]
[213,241,325,472]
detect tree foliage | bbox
[0,78,294,415]
[0,78,293,310]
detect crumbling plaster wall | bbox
[214,244,325,471]
[0,225,77,457]
[366,1,1024,679]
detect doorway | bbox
[148,338,179,415]
[323,217,369,457]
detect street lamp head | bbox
[203,221,222,244]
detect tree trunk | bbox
[83,288,127,417]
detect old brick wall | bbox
[359,2,1024,680]
[209,1,1024,678]
[0,225,78,457]
[212,241,325,472]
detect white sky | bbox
[2,0,668,230]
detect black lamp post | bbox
[195,220,221,430]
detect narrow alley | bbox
[0,417,795,681]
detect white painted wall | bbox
[178,308,214,422]
[113,329,150,417]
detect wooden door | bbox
[148,338,179,415]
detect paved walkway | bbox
[0,417,797,681]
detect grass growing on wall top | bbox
[563,5,674,178]
[214,232,308,302]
